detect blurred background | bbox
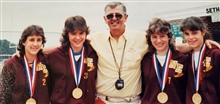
[0,0,220,70]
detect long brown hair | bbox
[60,15,90,49]
[17,25,46,56]
[180,16,212,41]
[146,18,175,54]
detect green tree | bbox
[0,39,17,54]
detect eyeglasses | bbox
[106,13,123,20]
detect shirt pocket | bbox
[124,53,142,69]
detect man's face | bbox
[104,5,128,31]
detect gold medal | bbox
[192,93,202,104]
[26,98,36,104]
[157,92,168,103]
[72,87,83,99]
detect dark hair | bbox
[146,18,175,54]
[180,16,212,41]
[60,15,90,49]
[104,2,127,14]
[17,25,46,56]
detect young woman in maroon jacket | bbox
[180,16,220,104]
[0,25,50,104]
[47,16,98,104]
[141,18,189,104]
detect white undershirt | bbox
[193,52,199,69]
[157,55,166,67]
[74,55,81,61]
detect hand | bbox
[205,39,220,49]
[12,51,21,57]
[176,43,192,53]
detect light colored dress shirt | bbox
[88,29,148,97]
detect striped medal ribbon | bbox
[23,55,37,104]
[192,44,206,104]
[69,47,85,99]
[152,48,172,104]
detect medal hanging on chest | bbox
[191,44,206,104]
[26,98,36,104]
[23,55,37,104]
[192,92,202,104]
[69,47,85,99]
[152,49,172,104]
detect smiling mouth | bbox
[31,47,39,49]
[111,20,119,24]
[31,49,39,52]
[156,43,164,46]
[74,41,82,44]
[188,40,196,44]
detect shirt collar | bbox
[105,29,128,41]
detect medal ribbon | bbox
[23,55,37,97]
[192,44,206,92]
[69,47,85,87]
[152,48,172,91]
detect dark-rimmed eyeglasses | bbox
[106,13,123,20]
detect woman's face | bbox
[150,33,169,55]
[68,29,86,52]
[22,34,43,57]
[183,29,205,52]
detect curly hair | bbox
[17,25,46,56]
[146,18,175,54]
[60,15,90,49]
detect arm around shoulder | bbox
[176,43,192,53]
[43,46,58,54]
